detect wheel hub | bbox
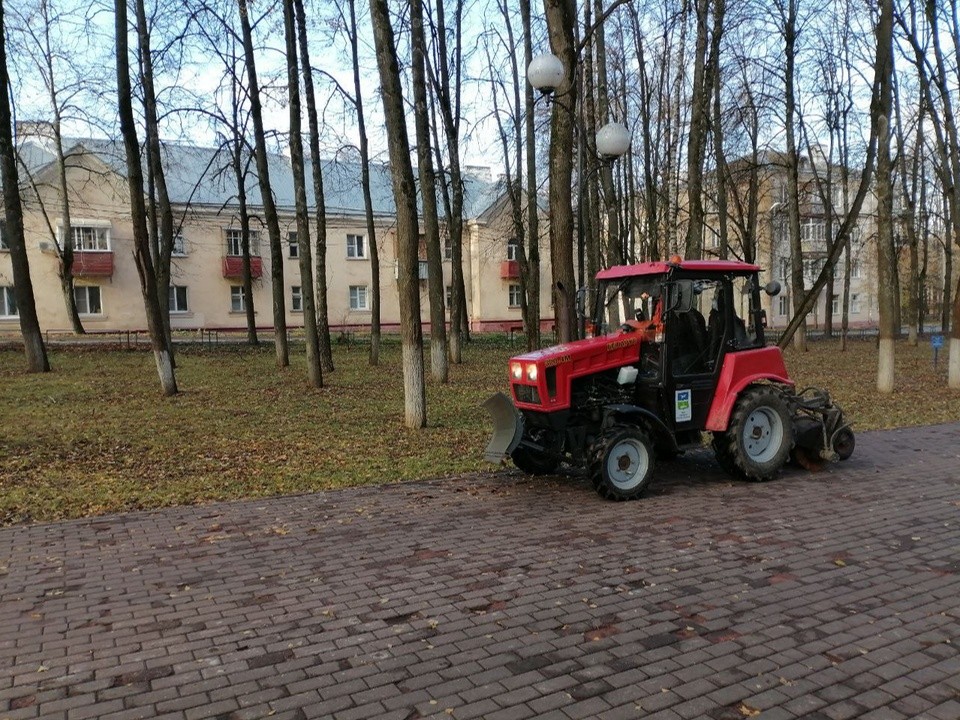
[743,407,783,463]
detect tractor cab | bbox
[483,258,853,501]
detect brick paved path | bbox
[1,423,959,720]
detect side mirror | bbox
[575,285,588,320]
[764,281,782,297]
[668,279,695,313]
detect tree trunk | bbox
[410,0,448,383]
[134,0,175,365]
[115,0,176,395]
[368,0,425,428]
[783,0,807,352]
[684,0,710,260]
[283,0,321,388]
[873,0,895,394]
[521,0,541,350]
[344,0,380,367]
[295,0,333,373]
[544,0,578,343]
[0,1,48,371]
[237,0,288,367]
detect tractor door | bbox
[663,277,728,434]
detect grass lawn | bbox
[0,335,957,525]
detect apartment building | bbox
[0,134,554,337]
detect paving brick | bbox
[1,425,958,720]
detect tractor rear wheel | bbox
[717,386,793,481]
[589,426,655,501]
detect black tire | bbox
[711,434,740,476]
[588,426,655,501]
[833,427,855,461]
[510,445,560,475]
[510,427,560,475]
[716,386,793,481]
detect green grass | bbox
[0,335,956,525]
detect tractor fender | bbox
[602,404,679,455]
[705,347,794,432]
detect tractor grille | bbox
[513,384,541,405]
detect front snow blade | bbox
[482,392,524,464]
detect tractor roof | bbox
[596,259,762,280]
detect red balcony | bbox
[222,255,263,280]
[73,251,114,278]
[500,260,520,279]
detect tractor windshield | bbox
[593,276,665,334]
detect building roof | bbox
[15,136,502,220]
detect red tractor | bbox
[484,258,854,500]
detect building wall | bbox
[0,147,556,336]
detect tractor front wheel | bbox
[510,428,560,475]
[589,426,655,501]
[717,386,793,481]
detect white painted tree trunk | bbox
[154,349,178,396]
[949,338,960,389]
[877,338,895,393]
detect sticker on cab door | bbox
[675,389,692,423]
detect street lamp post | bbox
[528,51,630,340]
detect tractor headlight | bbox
[510,362,523,381]
[525,364,538,382]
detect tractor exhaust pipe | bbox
[482,392,524,463]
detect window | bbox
[850,293,861,314]
[291,286,302,312]
[803,258,825,284]
[74,286,102,315]
[0,220,8,250]
[508,284,522,308]
[172,233,186,256]
[230,286,245,313]
[445,285,452,308]
[169,286,188,313]
[288,232,299,259]
[851,259,862,279]
[443,236,452,260]
[507,238,520,261]
[225,228,260,256]
[831,294,839,315]
[779,258,790,282]
[0,286,17,317]
[778,295,790,316]
[69,225,110,251]
[349,285,368,311]
[801,219,825,244]
[347,234,367,259]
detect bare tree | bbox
[294,0,333,373]
[114,0,176,394]
[237,0,288,368]
[283,0,321,387]
[368,0,426,428]
[411,0,448,383]
[0,3,49,372]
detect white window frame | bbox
[831,294,840,315]
[171,233,187,256]
[508,284,522,308]
[169,285,189,313]
[777,295,790,316]
[349,285,368,311]
[346,234,367,259]
[779,258,790,282]
[291,285,302,312]
[801,219,825,244]
[226,228,261,257]
[67,225,111,252]
[850,293,862,314]
[74,286,102,315]
[230,286,245,313]
[851,259,862,279]
[0,286,17,317]
[507,238,520,261]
